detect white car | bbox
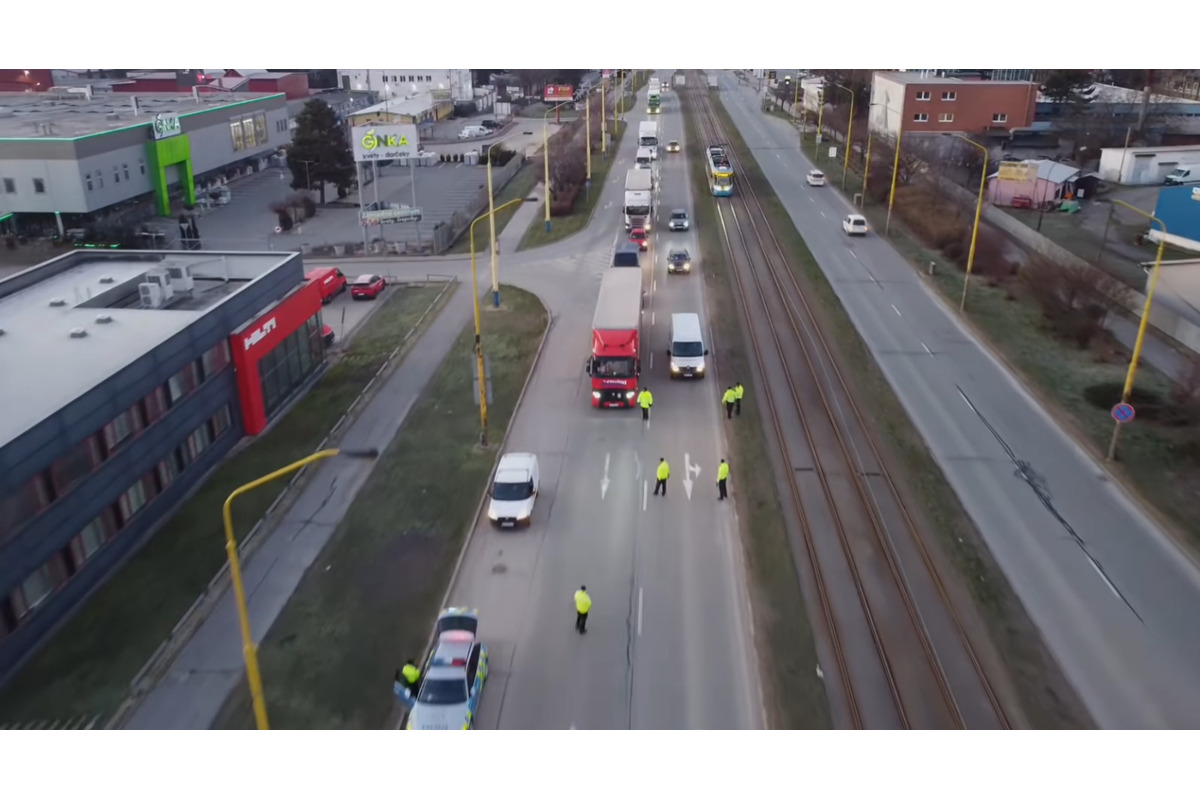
[842,214,869,236]
[806,170,825,186]
[487,453,540,528]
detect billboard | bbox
[351,123,419,162]
[360,207,423,226]
[997,162,1037,183]
[544,84,574,102]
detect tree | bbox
[1041,70,1095,106]
[1020,256,1132,348]
[286,99,356,204]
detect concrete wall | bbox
[1099,145,1200,185]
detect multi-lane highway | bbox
[444,81,764,729]
[714,71,1200,728]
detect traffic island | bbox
[714,93,1093,728]
[213,285,548,729]
[0,283,456,725]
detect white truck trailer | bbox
[638,120,660,160]
[674,73,686,87]
[623,168,655,230]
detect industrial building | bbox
[337,69,475,104]
[0,249,326,679]
[1098,145,1200,185]
[0,89,290,234]
[869,72,1039,138]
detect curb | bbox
[106,277,459,730]
[390,292,555,730]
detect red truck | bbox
[587,269,643,408]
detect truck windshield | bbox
[636,157,651,167]
[592,357,637,378]
[493,481,533,501]
[672,342,704,358]
[624,205,651,216]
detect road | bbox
[442,82,763,729]
[715,72,1200,728]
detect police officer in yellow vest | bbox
[396,658,421,693]
[574,585,592,634]
[722,386,737,420]
[637,386,653,422]
[734,381,745,416]
[717,458,730,500]
[654,457,670,496]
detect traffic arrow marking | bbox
[682,452,702,500]
[601,452,611,500]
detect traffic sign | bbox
[1111,402,1135,424]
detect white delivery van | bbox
[458,125,489,140]
[635,146,653,169]
[1164,165,1200,185]
[668,313,709,379]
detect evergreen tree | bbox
[286,99,356,204]
[1041,70,1095,105]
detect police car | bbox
[398,608,489,730]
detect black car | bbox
[666,248,692,274]
[481,119,502,130]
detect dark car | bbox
[666,248,692,275]
[351,273,386,300]
[480,119,502,130]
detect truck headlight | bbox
[625,391,636,400]
[592,391,602,399]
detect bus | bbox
[707,145,734,197]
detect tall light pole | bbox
[1106,200,1168,462]
[585,87,592,192]
[601,75,608,156]
[542,100,569,232]
[950,134,990,311]
[223,446,378,730]
[815,86,826,158]
[485,140,501,307]
[885,125,904,236]
[833,83,856,191]
[470,197,532,445]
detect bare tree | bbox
[1021,256,1133,348]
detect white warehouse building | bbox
[336,69,474,104]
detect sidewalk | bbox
[496,183,545,254]
[1106,312,1192,382]
[124,285,473,729]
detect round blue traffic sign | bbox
[1111,402,1135,424]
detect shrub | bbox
[301,195,317,219]
[1021,256,1133,349]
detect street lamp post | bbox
[601,76,608,156]
[950,134,990,311]
[470,197,533,446]
[815,91,826,159]
[223,446,379,730]
[542,100,570,233]
[1106,200,1168,462]
[833,83,856,191]
[485,140,502,308]
[585,88,592,198]
[885,126,904,235]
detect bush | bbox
[896,187,966,249]
[953,225,1018,277]
[301,195,317,219]
[1021,256,1132,349]
[484,146,517,167]
[550,183,582,216]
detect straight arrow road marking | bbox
[642,480,648,511]
[682,452,701,500]
[637,587,644,636]
[601,452,611,500]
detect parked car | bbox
[806,170,826,186]
[668,209,690,231]
[480,119,502,130]
[459,125,489,139]
[666,248,692,275]
[397,608,489,730]
[350,274,386,300]
[842,214,869,236]
[306,267,347,304]
[629,227,649,252]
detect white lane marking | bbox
[921,342,934,357]
[956,386,977,412]
[820,211,826,218]
[637,587,644,636]
[850,250,859,260]
[642,480,648,511]
[650,351,654,369]
[808,196,815,204]
[1086,553,1124,602]
[682,452,701,500]
[601,452,611,500]
[651,311,656,326]
[891,304,902,317]
[652,279,656,292]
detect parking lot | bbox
[426,118,564,158]
[317,272,397,346]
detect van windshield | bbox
[672,341,704,358]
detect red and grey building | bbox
[0,249,327,679]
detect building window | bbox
[242,118,257,148]
[382,75,389,82]
[102,406,141,453]
[71,509,117,566]
[941,91,957,101]
[168,361,200,404]
[157,450,183,489]
[913,113,929,123]
[113,167,121,185]
[915,91,930,101]
[200,340,231,381]
[231,120,245,151]
[123,164,130,180]
[0,474,53,536]
[97,174,104,188]
[210,404,234,439]
[254,113,268,145]
[86,175,94,191]
[142,385,169,425]
[186,421,214,462]
[939,113,954,123]
[139,161,146,175]
[117,475,152,525]
[33,178,46,194]
[19,559,61,615]
[1,596,17,639]
[51,435,102,496]
[417,76,424,83]
[2,177,14,193]
[425,75,432,82]
[993,113,1008,124]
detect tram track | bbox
[688,73,1010,729]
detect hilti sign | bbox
[244,317,277,350]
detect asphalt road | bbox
[715,72,1200,728]
[443,83,764,729]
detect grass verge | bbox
[682,97,832,729]
[721,99,1093,727]
[214,286,548,729]
[517,120,628,251]
[798,125,1200,544]
[442,163,540,255]
[0,284,455,723]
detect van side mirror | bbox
[665,348,670,357]
[704,349,710,356]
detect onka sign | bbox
[243,317,277,350]
[351,123,419,162]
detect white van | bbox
[459,125,489,140]
[635,147,653,169]
[668,313,709,379]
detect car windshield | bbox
[418,677,468,706]
[812,172,823,178]
[673,341,705,357]
[355,275,377,284]
[672,212,687,220]
[593,357,637,377]
[493,481,533,501]
[670,251,689,261]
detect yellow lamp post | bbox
[470,196,533,445]
[542,100,571,233]
[223,446,379,730]
[833,83,856,191]
[1106,200,1168,462]
[860,101,901,222]
[601,76,608,156]
[885,126,904,236]
[485,140,502,308]
[950,134,989,311]
[586,87,592,185]
[618,69,625,121]
[815,87,826,159]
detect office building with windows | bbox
[0,89,290,235]
[0,248,326,679]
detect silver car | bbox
[668,209,690,231]
[398,608,489,730]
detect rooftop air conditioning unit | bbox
[144,268,175,302]
[165,264,195,293]
[139,282,166,309]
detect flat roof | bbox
[0,251,293,449]
[878,71,1034,87]
[0,91,285,141]
[350,93,443,118]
